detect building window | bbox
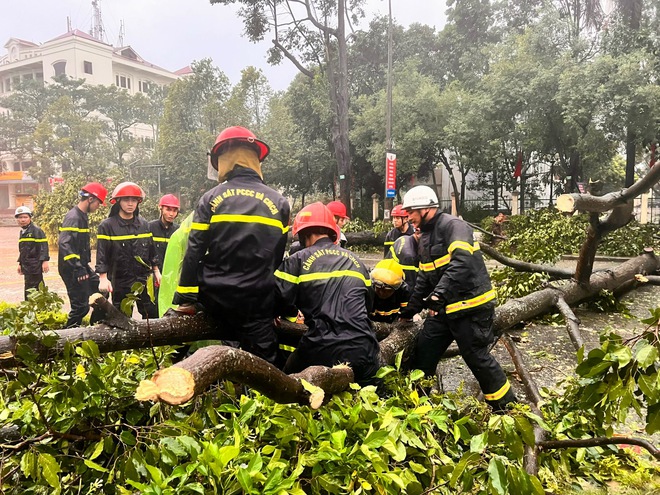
[139,80,152,93]
[84,61,93,74]
[115,74,131,89]
[22,73,33,82]
[53,61,67,76]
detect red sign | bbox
[49,177,64,188]
[386,152,397,191]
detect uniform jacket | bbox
[370,283,411,323]
[149,219,180,272]
[274,237,379,366]
[58,206,92,279]
[173,167,290,310]
[18,222,49,275]
[383,223,414,256]
[95,214,157,285]
[386,234,419,291]
[402,211,495,319]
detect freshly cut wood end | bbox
[89,292,104,305]
[135,380,160,401]
[309,389,325,410]
[635,274,649,283]
[556,194,576,213]
[333,363,352,370]
[151,367,196,405]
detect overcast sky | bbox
[0,0,446,91]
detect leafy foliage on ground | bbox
[1,292,659,493]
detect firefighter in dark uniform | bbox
[58,182,108,327]
[398,185,517,411]
[326,200,349,248]
[16,206,49,300]
[383,204,415,257]
[149,194,180,315]
[96,182,160,319]
[369,259,411,323]
[173,126,290,365]
[385,227,421,294]
[274,202,380,385]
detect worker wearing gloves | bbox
[173,126,290,364]
[369,258,410,323]
[58,182,108,326]
[274,202,380,385]
[383,204,414,257]
[16,206,49,299]
[149,194,180,314]
[96,182,159,318]
[398,185,517,411]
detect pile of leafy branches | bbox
[1,292,659,493]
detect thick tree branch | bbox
[480,243,575,279]
[555,296,584,351]
[501,335,542,406]
[271,39,314,78]
[538,436,660,460]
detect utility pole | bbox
[384,0,394,218]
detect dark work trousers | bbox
[23,273,44,300]
[62,270,101,327]
[414,308,516,410]
[112,280,158,319]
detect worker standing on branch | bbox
[369,259,410,323]
[326,200,349,248]
[58,182,108,327]
[96,182,159,318]
[16,206,49,300]
[274,202,380,385]
[150,194,180,314]
[383,204,414,256]
[173,126,290,365]
[398,185,517,411]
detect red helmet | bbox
[81,182,108,205]
[158,194,180,209]
[293,202,340,242]
[391,204,407,218]
[209,126,269,170]
[326,200,349,220]
[110,182,145,204]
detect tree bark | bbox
[344,230,387,247]
[480,243,575,279]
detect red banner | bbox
[386,152,397,192]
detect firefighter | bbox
[173,126,290,364]
[326,200,349,248]
[274,202,380,385]
[398,185,517,411]
[383,204,414,256]
[369,258,410,323]
[385,227,421,293]
[96,182,159,318]
[149,194,180,314]
[16,206,49,300]
[58,182,108,327]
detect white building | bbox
[0,29,185,214]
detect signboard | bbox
[49,177,64,188]
[385,152,396,198]
[0,171,24,181]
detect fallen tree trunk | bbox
[344,230,386,247]
[135,345,354,408]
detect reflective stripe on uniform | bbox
[191,222,209,231]
[152,237,169,243]
[59,227,90,233]
[483,379,511,401]
[210,213,290,233]
[176,286,199,294]
[389,247,420,273]
[448,241,480,254]
[279,344,296,352]
[383,241,394,246]
[445,289,497,314]
[63,253,81,261]
[97,233,153,241]
[372,308,400,316]
[19,238,48,242]
[275,269,371,286]
[419,254,450,272]
[419,242,480,272]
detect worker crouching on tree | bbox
[398,185,517,411]
[383,204,414,257]
[58,182,108,327]
[16,206,49,300]
[173,126,290,365]
[369,259,410,323]
[96,182,159,318]
[274,202,380,385]
[149,194,180,315]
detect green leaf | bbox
[409,369,425,382]
[38,453,61,489]
[636,343,658,369]
[120,430,137,446]
[88,439,104,461]
[83,459,109,473]
[449,452,480,488]
[364,429,390,448]
[488,458,507,495]
[218,445,240,467]
[469,432,487,453]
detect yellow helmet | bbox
[371,259,404,290]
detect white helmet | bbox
[14,206,32,217]
[401,185,439,211]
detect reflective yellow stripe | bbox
[176,286,199,294]
[152,237,169,243]
[275,269,370,286]
[191,222,210,231]
[97,233,153,241]
[389,246,400,262]
[400,302,408,307]
[448,241,480,254]
[284,315,298,322]
[400,264,419,272]
[279,344,296,352]
[373,308,400,316]
[484,380,511,401]
[59,227,90,233]
[384,241,394,246]
[419,254,450,272]
[19,238,48,242]
[445,289,497,314]
[210,213,289,233]
[63,254,80,261]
